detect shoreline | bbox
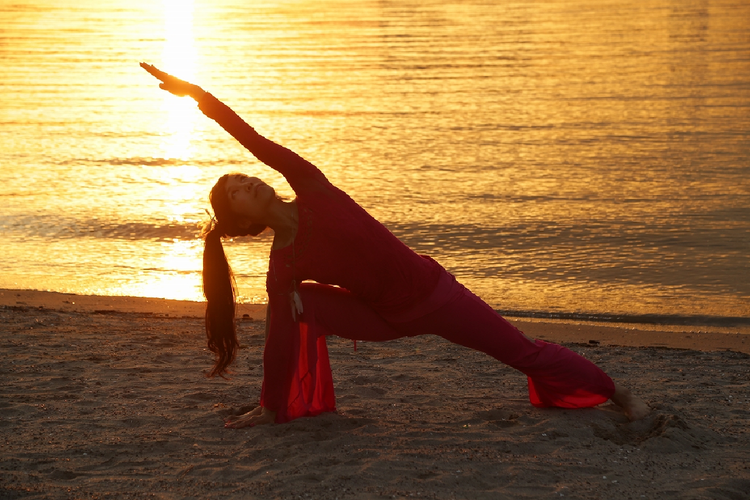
[2,288,747,354]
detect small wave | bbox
[63,157,223,167]
[2,216,204,241]
[496,309,750,329]
[77,221,203,240]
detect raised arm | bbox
[140,63,324,188]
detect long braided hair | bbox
[203,174,267,378]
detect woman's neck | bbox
[268,199,299,250]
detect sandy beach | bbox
[1,289,749,499]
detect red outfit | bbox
[199,94,616,423]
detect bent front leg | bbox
[299,283,404,342]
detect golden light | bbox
[115,239,204,302]
[161,0,198,160]
[134,163,205,302]
[119,0,206,303]
[148,239,204,301]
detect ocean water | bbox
[1,0,748,332]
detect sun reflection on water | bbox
[160,0,198,160]
[114,0,207,302]
[115,239,204,302]
[155,164,205,219]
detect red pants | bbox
[299,282,616,409]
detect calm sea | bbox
[1,0,748,333]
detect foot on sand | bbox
[610,383,650,421]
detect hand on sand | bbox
[139,62,205,100]
[223,406,277,429]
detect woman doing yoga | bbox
[141,63,649,428]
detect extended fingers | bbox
[140,62,174,83]
[223,413,273,429]
[224,415,256,429]
[222,407,265,428]
[140,62,161,78]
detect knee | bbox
[299,283,349,303]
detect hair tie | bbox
[202,209,222,238]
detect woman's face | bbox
[224,174,275,227]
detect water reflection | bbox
[111,0,208,301]
[0,0,747,326]
[114,239,204,301]
[161,0,198,160]
[153,164,205,222]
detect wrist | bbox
[193,86,208,102]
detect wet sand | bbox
[1,290,749,499]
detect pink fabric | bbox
[261,321,336,423]
[260,188,444,421]
[289,279,615,419]
[387,285,616,408]
[198,93,616,423]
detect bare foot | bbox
[610,383,649,421]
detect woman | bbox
[141,63,649,428]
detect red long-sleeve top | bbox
[198,94,442,422]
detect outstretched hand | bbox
[140,62,205,100]
[223,406,277,429]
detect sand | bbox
[1,289,749,499]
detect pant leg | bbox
[272,283,404,423]
[299,283,405,342]
[391,286,616,409]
